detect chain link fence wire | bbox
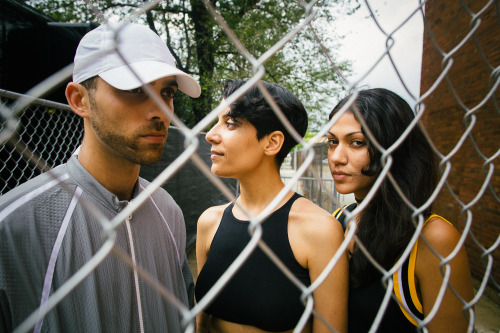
[0,90,82,194]
[0,0,499,332]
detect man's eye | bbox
[128,87,143,94]
[226,121,238,129]
[162,88,177,99]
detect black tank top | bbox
[194,193,310,332]
[348,280,417,332]
[334,204,419,332]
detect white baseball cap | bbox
[72,23,201,98]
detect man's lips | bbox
[141,132,167,143]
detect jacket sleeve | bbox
[182,257,195,309]
[0,290,12,332]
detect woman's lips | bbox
[333,171,349,181]
[210,150,224,160]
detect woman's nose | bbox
[330,145,347,165]
[206,125,219,144]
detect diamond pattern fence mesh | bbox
[0,0,498,332]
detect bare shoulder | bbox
[288,196,346,271]
[420,215,463,254]
[197,203,230,233]
[197,203,231,260]
[418,216,461,260]
[289,197,344,238]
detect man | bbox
[0,23,200,332]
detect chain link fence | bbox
[0,90,82,194]
[0,0,499,332]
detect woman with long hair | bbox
[327,88,474,332]
[195,79,348,333]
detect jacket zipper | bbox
[125,215,145,333]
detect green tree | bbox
[27,0,357,130]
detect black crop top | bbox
[194,193,311,332]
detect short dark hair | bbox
[79,76,97,91]
[223,79,308,168]
[79,76,98,109]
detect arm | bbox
[290,202,349,333]
[195,207,223,333]
[309,217,349,333]
[416,217,474,333]
[0,290,12,332]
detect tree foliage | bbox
[26,0,357,130]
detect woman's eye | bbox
[352,139,365,147]
[327,138,338,145]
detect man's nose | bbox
[147,96,172,125]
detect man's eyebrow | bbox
[164,80,178,87]
[149,79,178,87]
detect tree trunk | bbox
[190,0,217,124]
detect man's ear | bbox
[264,131,285,156]
[65,82,91,118]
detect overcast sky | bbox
[331,0,425,106]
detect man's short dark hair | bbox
[80,76,97,92]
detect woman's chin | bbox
[333,184,352,196]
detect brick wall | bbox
[420,0,499,290]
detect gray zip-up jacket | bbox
[0,156,193,332]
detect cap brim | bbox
[99,61,201,98]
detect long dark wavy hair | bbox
[329,88,438,288]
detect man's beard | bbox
[89,96,167,165]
